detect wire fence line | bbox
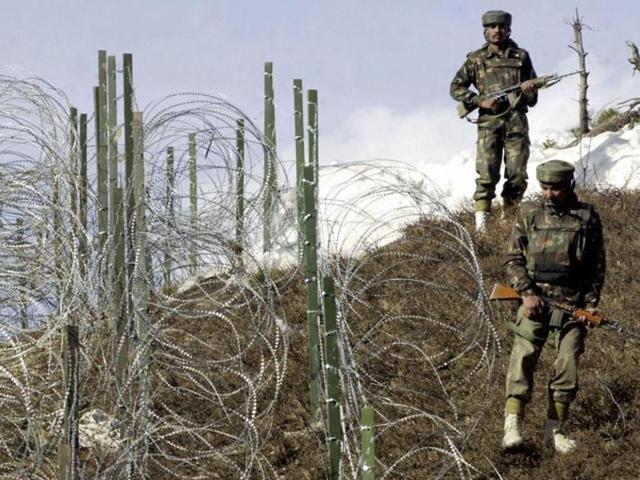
[316,161,501,478]
[0,72,501,478]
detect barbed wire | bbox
[0,72,501,478]
[316,160,500,478]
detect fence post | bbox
[68,107,82,306]
[322,276,342,479]
[58,321,80,480]
[235,120,245,265]
[303,165,321,422]
[164,147,175,285]
[263,62,277,252]
[69,107,79,240]
[361,406,375,480]
[107,54,118,246]
[53,176,62,299]
[123,53,135,262]
[132,111,150,467]
[188,133,198,275]
[113,185,128,433]
[96,50,109,253]
[293,79,305,260]
[79,113,88,281]
[307,90,318,175]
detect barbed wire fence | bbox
[0,68,503,479]
[316,161,502,479]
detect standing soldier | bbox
[450,10,539,233]
[502,160,606,453]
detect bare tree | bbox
[568,9,590,136]
[586,40,640,137]
[627,41,640,75]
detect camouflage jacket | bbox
[450,39,538,117]
[504,194,606,308]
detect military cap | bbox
[482,10,512,27]
[536,160,575,184]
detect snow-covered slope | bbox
[254,123,640,269]
[423,122,640,211]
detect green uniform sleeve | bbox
[581,211,606,307]
[504,209,538,296]
[450,58,480,109]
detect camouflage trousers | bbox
[505,306,587,405]
[474,110,530,208]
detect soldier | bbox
[450,10,539,233]
[502,160,606,453]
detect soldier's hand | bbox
[522,295,544,318]
[521,80,537,95]
[577,307,598,328]
[478,97,500,112]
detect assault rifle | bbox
[489,283,640,342]
[457,70,584,119]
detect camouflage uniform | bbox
[450,39,538,210]
[504,170,606,410]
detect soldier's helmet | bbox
[482,10,512,27]
[536,160,575,185]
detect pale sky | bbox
[3,1,640,165]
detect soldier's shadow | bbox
[503,441,542,463]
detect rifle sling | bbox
[476,93,522,125]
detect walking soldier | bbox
[502,160,606,453]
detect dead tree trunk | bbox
[569,9,590,136]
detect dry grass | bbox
[2,188,640,479]
[268,188,640,479]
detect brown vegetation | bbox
[2,189,640,479]
[268,188,640,479]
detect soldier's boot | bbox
[475,211,490,234]
[475,199,491,234]
[502,414,524,450]
[544,419,577,454]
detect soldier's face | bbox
[541,184,571,205]
[485,24,510,45]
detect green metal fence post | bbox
[79,113,88,281]
[263,62,277,252]
[53,176,61,299]
[322,276,342,479]
[293,79,305,260]
[58,322,79,480]
[307,90,318,175]
[235,120,245,265]
[361,406,375,480]
[107,54,118,245]
[164,147,175,285]
[69,107,81,306]
[97,50,109,253]
[123,53,135,249]
[132,111,150,466]
[113,185,128,431]
[69,107,78,236]
[188,133,197,275]
[303,165,321,422]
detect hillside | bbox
[267,187,640,479]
